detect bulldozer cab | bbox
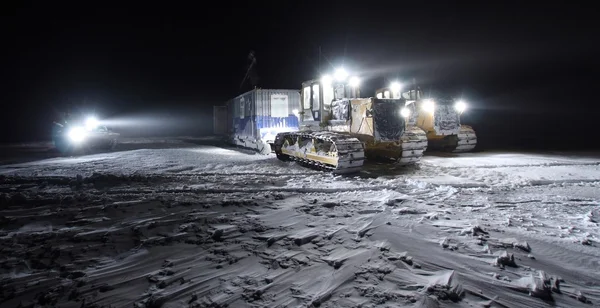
[376,85,464,136]
[376,86,426,121]
[375,87,422,101]
[300,79,360,124]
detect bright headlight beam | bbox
[68,126,86,143]
[455,100,467,113]
[390,81,402,94]
[349,76,360,87]
[321,74,332,85]
[334,68,348,82]
[85,116,99,131]
[422,99,435,113]
[400,107,411,118]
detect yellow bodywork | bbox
[375,87,456,139]
[331,98,401,148]
[328,98,423,161]
[280,148,339,166]
[414,111,446,140]
[280,138,339,166]
[349,99,375,136]
[276,92,428,170]
[374,86,476,152]
[412,103,477,151]
[361,141,405,160]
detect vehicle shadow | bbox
[424,151,461,158]
[353,161,422,179]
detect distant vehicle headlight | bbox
[85,116,99,131]
[334,68,348,82]
[454,100,467,113]
[400,107,411,118]
[422,99,435,114]
[390,82,403,95]
[68,126,86,143]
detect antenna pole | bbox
[240,51,257,89]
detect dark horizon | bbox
[4,2,599,149]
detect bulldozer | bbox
[375,83,477,153]
[273,69,428,173]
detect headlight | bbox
[85,116,99,131]
[400,107,411,118]
[349,76,360,87]
[67,126,87,143]
[334,68,348,82]
[390,81,402,94]
[454,100,467,113]
[400,107,410,118]
[422,99,435,113]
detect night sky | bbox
[5,2,599,149]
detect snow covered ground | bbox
[0,138,599,307]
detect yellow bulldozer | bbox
[375,83,477,153]
[273,69,428,173]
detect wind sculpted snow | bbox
[0,139,599,307]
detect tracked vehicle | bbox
[52,113,119,154]
[376,83,477,153]
[273,70,428,173]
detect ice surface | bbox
[0,138,599,307]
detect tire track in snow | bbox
[428,161,600,169]
[529,179,600,186]
[29,185,416,196]
[0,172,320,183]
